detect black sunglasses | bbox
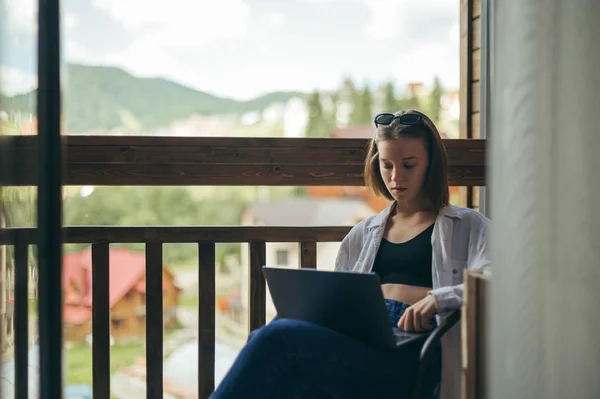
[373,113,423,127]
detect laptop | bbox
[262,266,430,349]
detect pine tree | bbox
[359,85,373,125]
[382,81,398,112]
[350,84,373,126]
[328,91,339,128]
[304,90,329,137]
[398,93,421,112]
[428,76,444,123]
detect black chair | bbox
[412,310,462,399]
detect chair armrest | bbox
[413,310,462,399]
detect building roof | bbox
[330,126,373,138]
[245,197,372,226]
[63,247,170,324]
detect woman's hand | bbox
[398,294,437,332]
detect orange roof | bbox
[330,126,374,139]
[63,306,92,324]
[63,247,167,324]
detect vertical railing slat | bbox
[198,241,216,398]
[92,242,110,399]
[299,241,317,269]
[248,241,266,333]
[14,237,29,399]
[146,242,163,399]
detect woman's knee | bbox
[247,319,317,345]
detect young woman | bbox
[211,110,491,399]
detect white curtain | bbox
[489,0,600,398]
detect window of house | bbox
[276,249,289,266]
[112,318,125,329]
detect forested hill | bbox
[0,64,304,133]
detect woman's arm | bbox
[334,221,367,272]
[429,214,491,313]
[334,235,351,271]
[401,217,490,330]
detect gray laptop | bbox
[262,266,429,348]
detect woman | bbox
[211,110,490,399]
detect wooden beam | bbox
[472,113,481,139]
[0,137,486,186]
[473,17,481,50]
[472,48,481,82]
[472,81,481,114]
[460,0,474,138]
[473,0,480,19]
[0,226,352,245]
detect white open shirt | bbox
[335,204,491,399]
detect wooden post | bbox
[248,241,266,333]
[198,241,216,398]
[145,242,163,399]
[461,270,489,399]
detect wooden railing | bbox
[0,136,486,187]
[0,136,486,398]
[0,225,351,398]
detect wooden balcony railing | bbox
[0,136,486,187]
[0,136,486,398]
[0,225,350,398]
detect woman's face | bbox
[377,137,429,204]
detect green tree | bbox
[63,186,247,269]
[328,91,339,128]
[382,81,398,112]
[304,90,330,137]
[340,77,357,102]
[398,92,421,112]
[350,84,373,126]
[427,76,444,123]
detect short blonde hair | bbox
[363,109,449,211]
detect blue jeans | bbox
[211,300,440,399]
[385,299,438,330]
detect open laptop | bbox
[262,266,430,349]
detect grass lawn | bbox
[28,297,38,314]
[178,293,199,308]
[65,341,145,386]
[65,327,182,389]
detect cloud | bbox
[2,0,37,43]
[54,0,459,99]
[64,12,79,31]
[389,23,460,89]
[0,65,37,95]
[363,0,457,41]
[92,0,250,50]
[264,12,286,27]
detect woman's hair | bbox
[363,109,449,211]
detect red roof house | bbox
[63,247,180,342]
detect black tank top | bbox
[372,224,434,287]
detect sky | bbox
[0,0,460,100]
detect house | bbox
[239,197,376,319]
[63,247,181,343]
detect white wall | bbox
[489,1,600,398]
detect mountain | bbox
[0,64,305,133]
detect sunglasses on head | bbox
[373,113,423,128]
